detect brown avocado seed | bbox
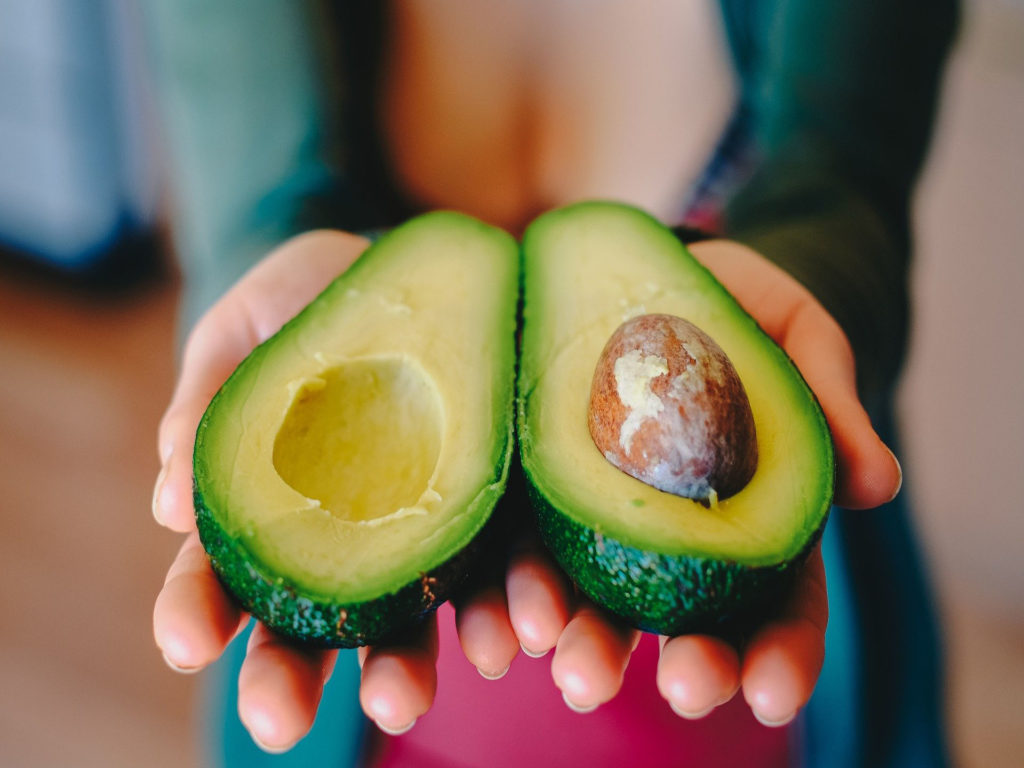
[588,313,757,504]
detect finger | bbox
[657,635,740,719]
[359,613,440,734]
[237,623,338,752]
[455,585,520,679]
[506,547,573,657]
[551,602,640,712]
[781,301,901,509]
[741,546,828,727]
[153,533,247,671]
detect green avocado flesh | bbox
[194,212,518,647]
[518,202,834,635]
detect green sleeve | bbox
[141,0,391,327]
[720,0,958,399]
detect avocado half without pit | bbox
[518,202,834,636]
[193,213,519,647]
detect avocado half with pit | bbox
[194,212,518,647]
[518,202,834,636]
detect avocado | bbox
[194,212,519,647]
[518,202,833,636]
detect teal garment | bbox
[142,0,337,326]
[143,2,956,766]
[142,1,401,329]
[804,405,948,768]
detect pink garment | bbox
[372,603,789,768]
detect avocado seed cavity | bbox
[588,313,757,504]
[273,357,443,523]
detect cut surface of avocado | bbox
[194,212,519,646]
[518,202,834,634]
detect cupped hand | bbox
[455,238,903,726]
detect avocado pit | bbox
[588,313,757,503]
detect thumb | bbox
[781,301,901,509]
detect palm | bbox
[151,233,900,750]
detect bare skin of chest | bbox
[381,0,736,233]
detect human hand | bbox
[449,238,903,726]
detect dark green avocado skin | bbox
[526,476,827,637]
[195,484,487,648]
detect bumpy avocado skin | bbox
[195,481,501,648]
[527,475,826,636]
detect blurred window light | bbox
[0,0,157,270]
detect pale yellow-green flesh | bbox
[197,217,516,601]
[272,358,444,524]
[522,205,832,566]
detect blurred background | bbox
[0,0,1020,766]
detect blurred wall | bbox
[902,0,1024,624]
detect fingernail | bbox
[375,718,416,736]
[753,709,796,728]
[245,710,292,753]
[478,664,510,681]
[162,650,200,675]
[562,691,598,714]
[885,445,903,502]
[250,734,291,754]
[520,643,548,659]
[152,463,169,524]
[670,701,715,720]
